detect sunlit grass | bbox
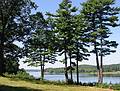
[0,77,113,91]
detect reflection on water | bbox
[26,70,120,84]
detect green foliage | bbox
[0,0,36,74]
[81,0,119,58]
[112,84,120,90]
[35,79,67,86]
[0,0,120,87]
[46,0,79,82]
[45,64,120,74]
[24,12,58,80]
[103,64,120,72]
[47,0,90,84]
[96,83,120,90]
[15,70,35,80]
[4,69,35,80]
[45,68,65,74]
[81,0,120,83]
[5,59,19,74]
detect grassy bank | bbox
[0,77,112,91]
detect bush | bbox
[112,84,120,90]
[35,79,66,85]
[4,69,35,80]
[95,83,109,88]
[15,70,35,80]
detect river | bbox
[26,70,120,84]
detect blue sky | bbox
[19,0,120,69]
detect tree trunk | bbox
[100,55,103,83]
[0,38,4,75]
[0,46,4,76]
[43,54,45,80]
[94,43,100,83]
[40,52,45,80]
[40,55,44,80]
[0,23,5,76]
[64,38,68,83]
[100,39,103,83]
[65,51,68,83]
[40,61,43,80]
[76,59,79,85]
[41,55,45,80]
[40,48,43,80]
[76,42,79,85]
[69,52,73,82]
[91,14,101,83]
[100,15,103,83]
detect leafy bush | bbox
[35,79,66,85]
[112,84,120,90]
[95,83,109,88]
[4,69,35,80]
[95,83,120,90]
[15,70,35,80]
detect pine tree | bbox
[24,12,57,80]
[47,0,78,83]
[81,0,120,83]
[73,14,90,84]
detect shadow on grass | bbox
[0,85,43,91]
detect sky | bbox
[19,0,120,69]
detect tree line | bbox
[0,0,120,84]
[45,64,120,74]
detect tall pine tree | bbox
[81,0,120,83]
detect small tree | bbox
[24,12,57,80]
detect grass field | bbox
[0,77,113,91]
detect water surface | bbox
[26,70,120,84]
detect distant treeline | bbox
[45,64,120,74]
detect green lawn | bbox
[0,77,113,91]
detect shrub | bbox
[95,83,109,88]
[15,70,35,80]
[4,69,35,80]
[112,84,120,90]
